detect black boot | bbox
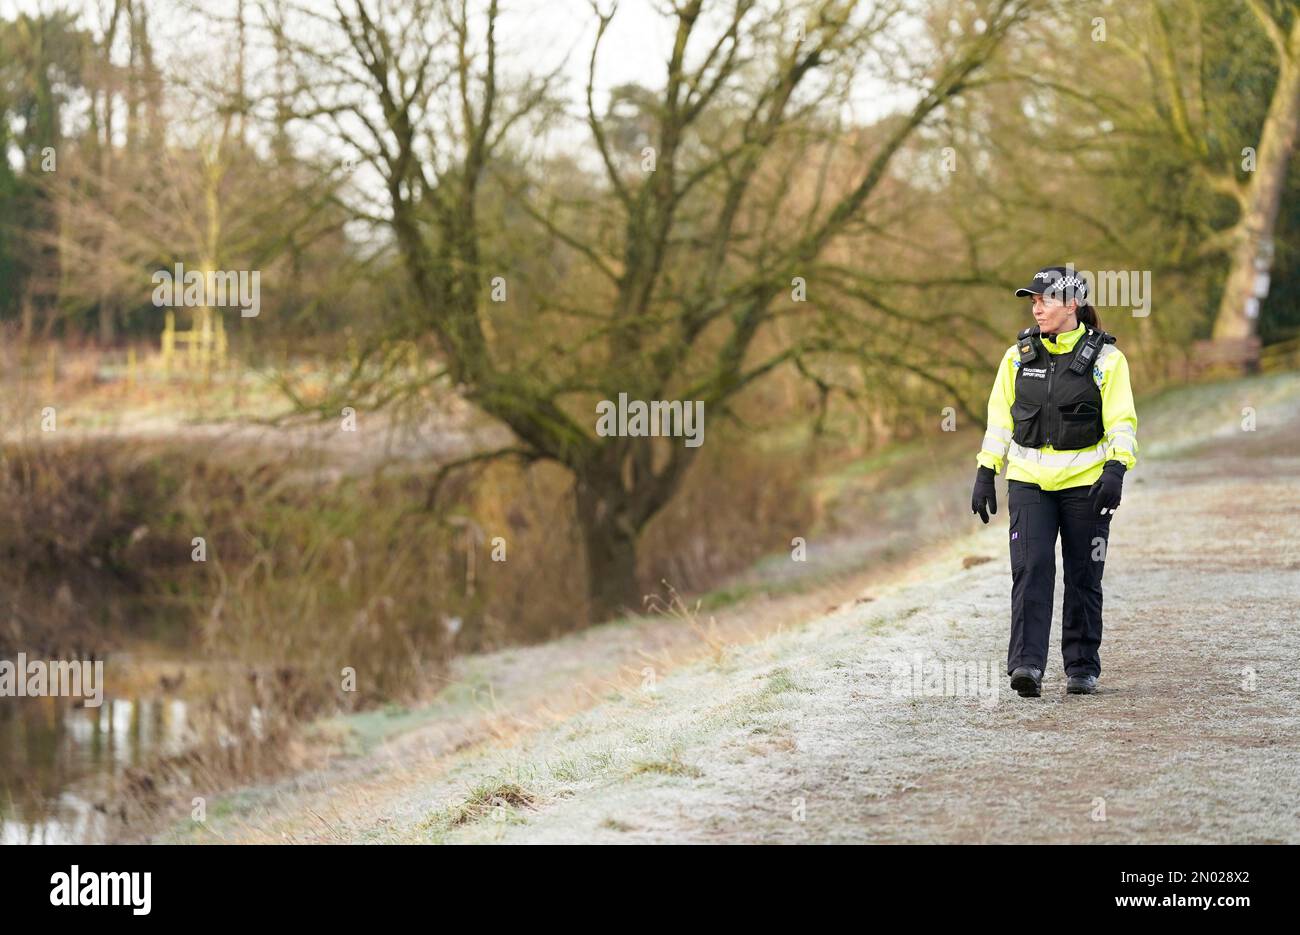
[1009,666,1042,698]
[1066,674,1098,695]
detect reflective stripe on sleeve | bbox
[981,426,1012,458]
[1107,432,1137,451]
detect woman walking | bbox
[970,266,1139,697]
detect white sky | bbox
[1,0,914,129]
[2,0,925,235]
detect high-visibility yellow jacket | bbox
[976,321,1138,490]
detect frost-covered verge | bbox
[159,372,1300,844]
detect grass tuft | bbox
[627,748,704,779]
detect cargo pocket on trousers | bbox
[1008,484,1039,574]
[1009,513,1025,573]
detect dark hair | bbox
[1024,298,1102,330]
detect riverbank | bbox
[151,371,1300,843]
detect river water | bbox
[0,648,254,844]
[0,692,196,843]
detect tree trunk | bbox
[98,300,116,344]
[1210,28,1300,365]
[574,479,643,624]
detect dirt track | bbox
[162,379,1300,844]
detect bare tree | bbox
[269,0,1035,621]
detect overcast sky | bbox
[1,0,912,125]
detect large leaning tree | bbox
[1101,0,1300,366]
[265,0,1037,621]
[1207,0,1300,357]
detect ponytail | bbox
[1076,303,1101,329]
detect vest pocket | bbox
[1056,401,1102,450]
[1010,400,1045,448]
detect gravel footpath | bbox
[166,380,1300,844]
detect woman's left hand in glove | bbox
[1088,460,1126,516]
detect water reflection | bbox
[0,694,193,844]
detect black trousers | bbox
[1007,479,1112,678]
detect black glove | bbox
[971,465,997,524]
[1088,460,1126,516]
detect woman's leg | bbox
[1058,486,1111,678]
[1007,480,1061,676]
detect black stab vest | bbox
[1011,327,1111,451]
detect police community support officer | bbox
[970,266,1139,698]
